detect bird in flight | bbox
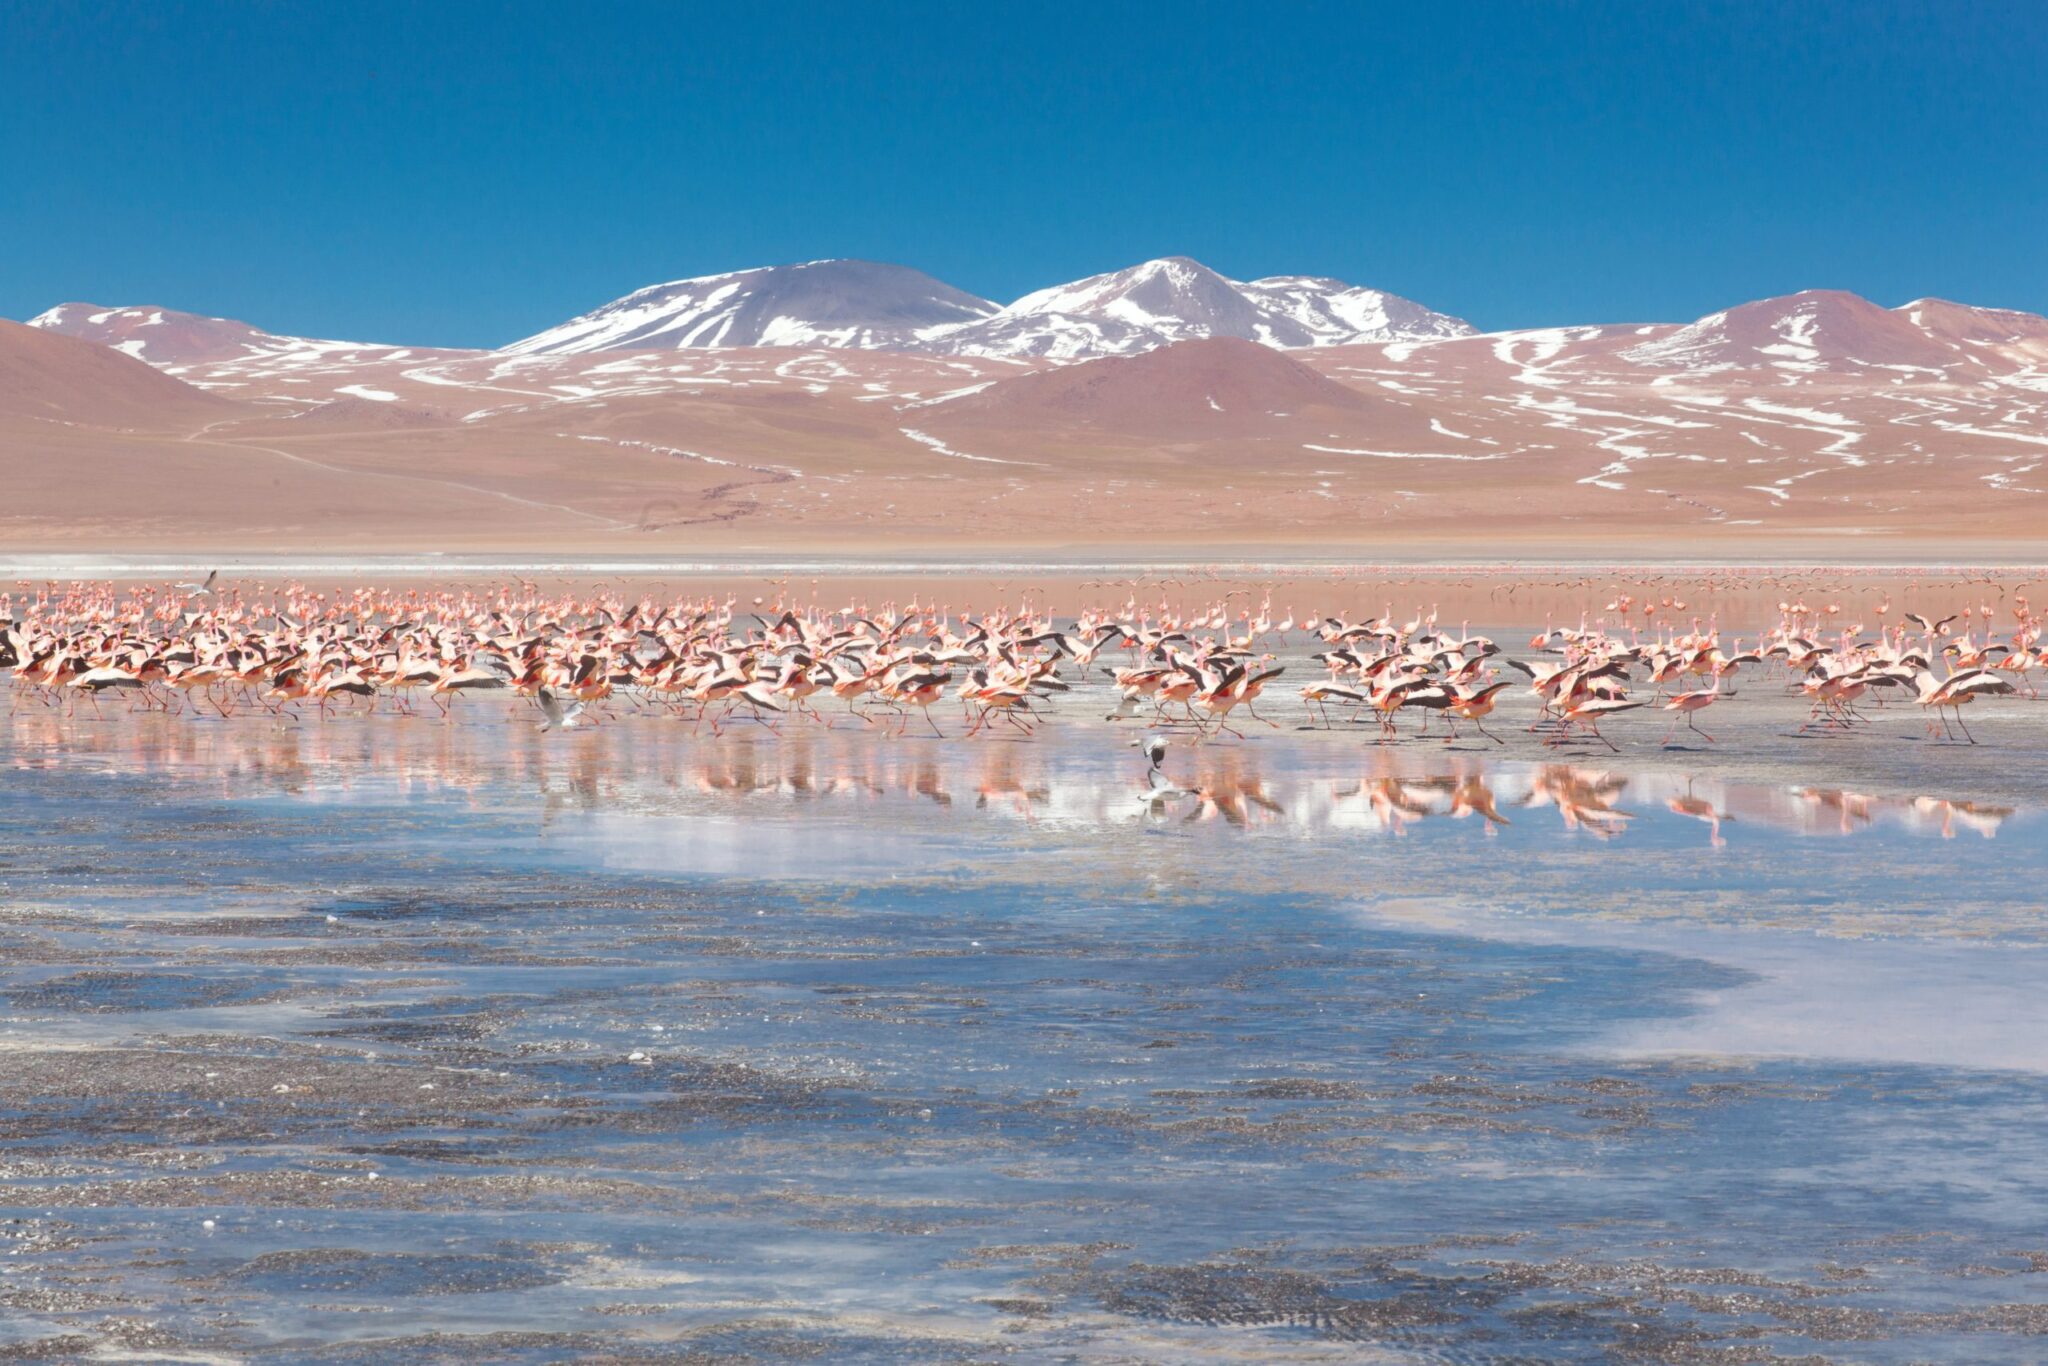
[535,687,588,732]
[1904,611,1958,635]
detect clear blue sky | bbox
[5,1,2044,346]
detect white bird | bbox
[1128,733,1195,810]
[535,687,587,732]
[175,569,219,597]
[1136,767,1200,814]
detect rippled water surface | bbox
[2,708,2047,1362]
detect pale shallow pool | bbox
[1,708,2045,1361]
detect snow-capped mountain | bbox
[498,255,1473,360]
[926,257,1264,358]
[919,257,1475,358]
[1235,274,1476,347]
[502,259,1000,356]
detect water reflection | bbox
[3,710,2020,847]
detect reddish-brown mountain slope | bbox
[0,319,238,427]
[935,335,1376,436]
[1621,290,1967,373]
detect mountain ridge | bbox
[501,255,1477,359]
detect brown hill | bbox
[1621,290,1966,374]
[0,318,237,428]
[933,335,1375,436]
[274,395,453,429]
[1901,298,2048,362]
[28,303,290,366]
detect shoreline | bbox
[10,559,2039,631]
[6,555,2046,577]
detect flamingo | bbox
[1660,681,1726,744]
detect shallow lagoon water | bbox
[2,706,2047,1361]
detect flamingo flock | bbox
[0,580,2039,748]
